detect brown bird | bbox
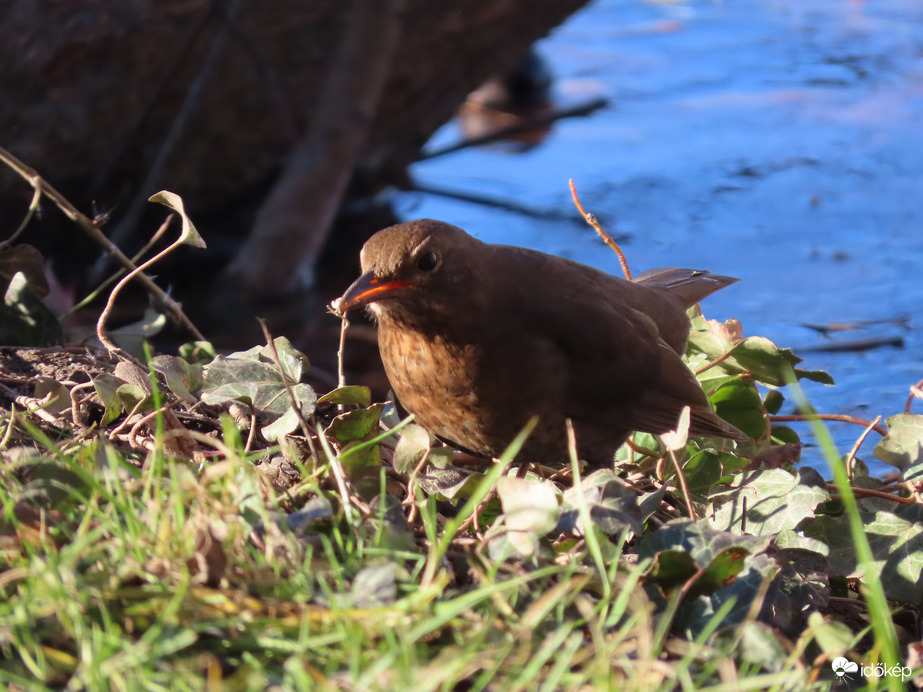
[337,219,746,468]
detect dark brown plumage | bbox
[337,219,746,467]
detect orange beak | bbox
[335,272,412,313]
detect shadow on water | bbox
[405,0,923,476]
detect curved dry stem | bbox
[97,214,187,354]
[62,215,174,319]
[844,415,882,481]
[668,448,696,521]
[420,97,608,161]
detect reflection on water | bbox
[406,0,923,476]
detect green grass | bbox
[1,410,854,692]
[3,359,920,692]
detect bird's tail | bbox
[634,267,739,309]
[689,406,749,442]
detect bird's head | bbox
[334,219,485,324]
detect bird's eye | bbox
[416,251,438,272]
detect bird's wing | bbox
[622,341,746,439]
[517,294,666,412]
[520,296,743,441]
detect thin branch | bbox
[769,414,887,436]
[827,484,917,506]
[694,349,736,376]
[905,377,923,414]
[569,178,632,280]
[0,146,204,341]
[797,336,904,354]
[258,319,313,439]
[402,444,433,525]
[410,182,580,222]
[337,315,349,391]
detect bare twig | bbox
[694,349,736,376]
[337,314,349,408]
[797,336,904,354]
[108,397,151,440]
[455,486,498,541]
[827,484,917,506]
[126,402,183,450]
[905,377,923,413]
[68,381,95,427]
[315,424,363,525]
[769,414,887,436]
[569,179,632,280]
[244,410,258,455]
[0,146,204,340]
[403,445,433,522]
[626,437,659,458]
[258,319,313,439]
[801,317,910,336]
[0,404,16,450]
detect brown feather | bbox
[339,219,746,468]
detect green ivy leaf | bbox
[557,469,643,537]
[683,449,724,491]
[873,413,923,480]
[801,505,923,604]
[392,423,432,475]
[93,373,124,425]
[325,405,384,443]
[318,385,372,407]
[710,378,768,439]
[707,467,829,536]
[151,355,202,404]
[687,315,833,387]
[0,272,63,346]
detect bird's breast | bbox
[377,323,495,454]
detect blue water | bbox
[403,0,923,477]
